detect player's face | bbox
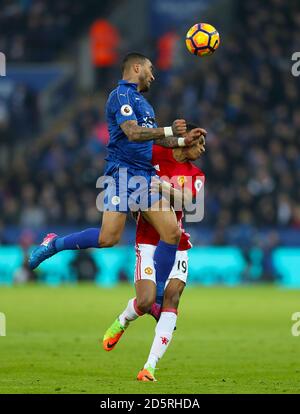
[138,60,155,92]
[184,139,205,160]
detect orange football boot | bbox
[137,365,157,382]
[103,318,127,351]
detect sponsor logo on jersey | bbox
[141,116,156,128]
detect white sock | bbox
[144,311,177,370]
[119,298,143,327]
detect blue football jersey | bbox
[105,80,157,171]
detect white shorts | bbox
[134,243,188,285]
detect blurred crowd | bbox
[0,83,39,144]
[1,0,300,247]
[0,94,108,231]
[0,0,112,62]
[180,0,300,231]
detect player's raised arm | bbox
[155,127,207,148]
[120,119,188,143]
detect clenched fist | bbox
[172,119,187,136]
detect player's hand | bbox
[184,128,207,146]
[172,119,187,136]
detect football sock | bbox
[144,309,178,370]
[54,228,100,251]
[149,302,162,321]
[119,298,144,326]
[154,241,178,305]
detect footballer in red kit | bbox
[135,144,205,286]
[137,144,204,249]
[102,124,205,382]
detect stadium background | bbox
[1,0,300,395]
[0,0,299,287]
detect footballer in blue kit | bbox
[102,79,159,212]
[28,54,207,382]
[106,79,156,171]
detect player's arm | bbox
[156,127,207,148]
[120,119,187,142]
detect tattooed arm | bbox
[156,127,206,148]
[120,119,187,142]
[121,120,206,148]
[155,136,186,148]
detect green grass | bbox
[0,283,300,394]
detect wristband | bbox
[164,126,173,138]
[178,137,186,147]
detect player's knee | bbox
[163,226,182,245]
[163,289,181,308]
[98,231,121,248]
[136,296,155,314]
[163,280,185,308]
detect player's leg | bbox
[52,211,127,249]
[138,279,185,381]
[161,278,185,310]
[103,244,157,351]
[56,211,127,249]
[142,205,181,245]
[98,211,127,247]
[137,250,187,382]
[28,211,127,269]
[142,202,182,308]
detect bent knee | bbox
[162,226,182,245]
[136,297,155,314]
[163,281,185,308]
[163,291,181,308]
[98,232,121,248]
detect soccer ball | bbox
[185,23,220,57]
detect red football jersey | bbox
[136,145,205,250]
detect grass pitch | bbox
[0,283,300,394]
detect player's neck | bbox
[173,150,188,163]
[122,75,140,90]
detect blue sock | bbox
[154,241,178,305]
[54,228,100,251]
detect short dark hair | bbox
[121,52,149,74]
[186,123,199,131]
